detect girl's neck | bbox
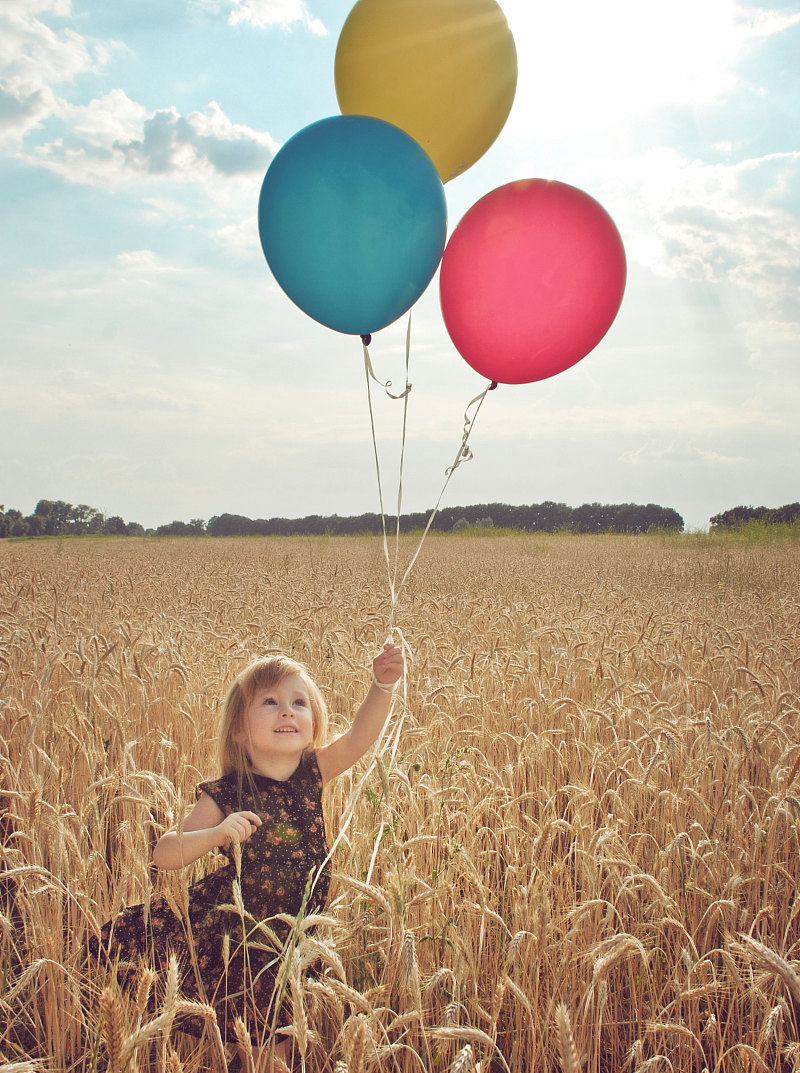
[246,752,304,782]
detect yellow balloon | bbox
[335,0,517,183]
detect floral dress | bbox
[90,751,330,1045]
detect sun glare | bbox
[503,0,747,136]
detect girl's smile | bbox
[235,674,315,770]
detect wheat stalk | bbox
[399,930,420,996]
[450,1044,475,1073]
[234,1019,256,1073]
[98,986,124,1073]
[554,1005,580,1073]
[344,1015,368,1073]
[736,934,800,1005]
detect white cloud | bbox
[0,6,93,88]
[224,0,326,34]
[3,0,279,194]
[610,149,800,316]
[742,317,800,374]
[2,0,73,14]
[60,87,145,143]
[744,7,800,36]
[620,440,749,467]
[0,1,110,142]
[217,214,260,254]
[115,249,181,275]
[139,195,195,223]
[26,96,277,189]
[115,101,277,177]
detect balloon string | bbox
[316,331,495,918]
[362,335,399,619]
[392,378,496,606]
[361,323,496,628]
[322,326,413,888]
[341,328,494,895]
[390,315,413,625]
[307,339,412,914]
[327,331,495,915]
[362,335,411,401]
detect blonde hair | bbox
[217,654,329,777]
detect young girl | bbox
[91,641,404,1069]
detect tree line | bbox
[709,503,800,529]
[0,500,147,538]
[2,497,687,538]
[5,498,797,541]
[203,501,684,536]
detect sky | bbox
[2,0,799,532]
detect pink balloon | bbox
[439,179,626,385]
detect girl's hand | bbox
[215,810,262,848]
[373,641,404,688]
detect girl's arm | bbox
[152,793,263,871]
[316,642,404,784]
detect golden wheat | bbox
[1,532,799,1072]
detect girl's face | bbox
[235,673,315,763]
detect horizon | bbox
[5,493,798,536]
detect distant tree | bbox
[452,518,470,532]
[540,501,573,531]
[207,513,259,536]
[87,511,106,534]
[11,513,30,537]
[156,520,198,536]
[24,513,46,536]
[340,513,382,535]
[68,504,102,535]
[573,503,605,533]
[266,516,293,536]
[0,509,28,537]
[569,502,683,534]
[772,502,800,525]
[711,502,800,529]
[645,504,683,531]
[104,515,128,535]
[710,506,756,528]
[34,499,72,535]
[298,515,325,535]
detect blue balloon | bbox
[258,115,447,336]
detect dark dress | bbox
[90,751,330,1045]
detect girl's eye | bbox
[263,697,277,706]
[293,698,307,707]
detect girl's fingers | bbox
[223,812,262,844]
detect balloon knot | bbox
[489,381,498,390]
[361,333,372,346]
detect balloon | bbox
[335,0,517,183]
[258,115,447,337]
[439,179,627,384]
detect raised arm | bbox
[316,642,404,784]
[152,792,263,871]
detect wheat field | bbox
[2,532,800,1073]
